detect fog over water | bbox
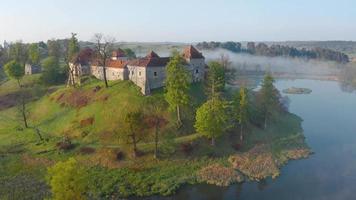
[201,49,343,76]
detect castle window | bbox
[139,71,141,76]
[154,72,157,76]
[195,69,199,74]
[131,71,134,75]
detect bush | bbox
[46,158,88,200]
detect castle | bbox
[69,45,206,95]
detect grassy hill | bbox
[0,75,311,199]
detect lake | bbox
[155,79,356,200]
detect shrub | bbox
[46,158,88,200]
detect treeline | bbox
[196,41,350,63]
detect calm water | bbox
[154,79,356,200]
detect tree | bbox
[66,33,80,87]
[9,41,28,66]
[237,87,249,142]
[67,33,80,61]
[46,158,87,200]
[4,60,27,127]
[47,39,61,60]
[4,60,24,86]
[123,48,136,59]
[123,109,146,158]
[165,52,190,126]
[92,33,115,88]
[258,73,279,129]
[206,61,226,99]
[195,97,229,146]
[41,56,63,85]
[28,43,40,65]
[145,96,167,159]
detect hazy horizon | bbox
[1,0,356,43]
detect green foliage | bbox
[47,40,61,60]
[164,52,190,123]
[41,56,65,85]
[237,87,249,126]
[195,98,230,144]
[206,61,225,98]
[46,158,87,200]
[67,33,80,61]
[4,60,24,84]
[9,42,28,65]
[28,43,40,65]
[123,48,136,59]
[258,73,280,128]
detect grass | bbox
[0,75,311,199]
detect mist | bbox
[201,49,344,77]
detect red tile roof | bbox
[182,45,204,59]
[92,59,128,69]
[107,60,128,68]
[127,51,169,67]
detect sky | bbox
[0,0,355,43]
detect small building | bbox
[25,64,41,75]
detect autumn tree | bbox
[123,109,146,158]
[195,97,229,146]
[165,51,190,126]
[206,61,226,99]
[258,73,279,129]
[46,158,87,200]
[92,33,115,88]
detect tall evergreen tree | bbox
[259,73,279,129]
[206,61,225,99]
[165,51,190,126]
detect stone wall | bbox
[127,65,147,94]
[146,66,166,90]
[185,58,205,82]
[91,65,126,81]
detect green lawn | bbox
[0,75,310,199]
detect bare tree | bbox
[92,33,115,88]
